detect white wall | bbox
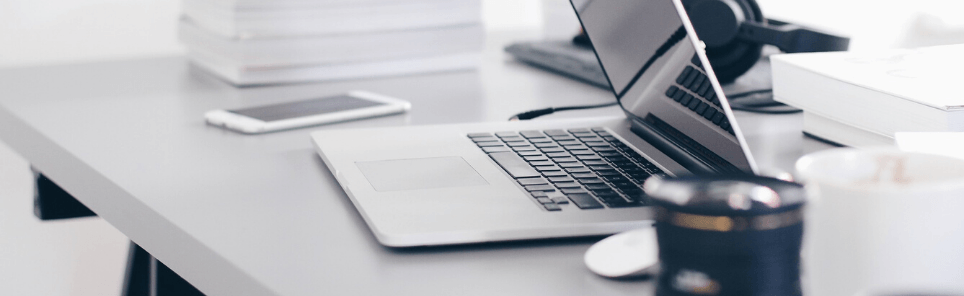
[4,0,961,68]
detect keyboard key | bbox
[468,133,493,138]
[549,177,575,183]
[572,132,596,138]
[551,135,576,141]
[535,165,561,171]
[562,188,589,194]
[555,182,582,189]
[518,151,542,157]
[676,67,693,84]
[552,157,579,163]
[501,136,525,142]
[694,102,708,114]
[571,172,597,179]
[698,82,712,97]
[596,170,622,176]
[568,128,591,133]
[672,90,686,102]
[566,167,591,173]
[591,127,607,132]
[544,129,569,136]
[542,170,568,177]
[551,197,570,204]
[568,193,604,209]
[570,150,595,155]
[529,160,554,167]
[518,178,548,185]
[525,185,555,192]
[489,152,541,178]
[703,108,718,121]
[687,98,701,110]
[583,160,607,166]
[712,113,725,124]
[585,184,611,190]
[543,203,562,211]
[520,131,546,138]
[528,138,553,143]
[483,146,511,153]
[666,86,679,98]
[579,178,605,184]
[536,197,554,204]
[564,145,589,151]
[546,152,571,158]
[524,155,548,162]
[683,69,699,88]
[506,141,531,147]
[534,143,559,148]
[559,162,584,168]
[471,137,499,142]
[530,191,549,198]
[579,136,603,142]
[541,147,566,153]
[476,141,504,147]
[690,75,705,92]
[585,142,610,147]
[577,154,601,160]
[557,140,580,146]
[512,146,537,152]
[496,132,518,138]
[592,146,616,152]
[679,93,693,105]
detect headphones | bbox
[682,0,850,83]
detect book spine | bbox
[772,56,955,135]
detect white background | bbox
[1,0,963,295]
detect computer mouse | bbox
[584,227,660,279]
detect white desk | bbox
[0,33,832,295]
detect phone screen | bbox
[228,95,385,122]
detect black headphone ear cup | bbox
[704,0,765,84]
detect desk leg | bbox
[121,242,205,296]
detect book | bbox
[178,18,484,67]
[188,50,480,85]
[183,0,482,38]
[802,112,895,147]
[771,44,964,145]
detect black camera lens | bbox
[643,175,806,296]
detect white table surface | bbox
[0,32,832,296]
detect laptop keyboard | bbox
[664,54,734,135]
[468,128,666,212]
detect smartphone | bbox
[205,91,411,134]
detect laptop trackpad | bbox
[356,157,489,192]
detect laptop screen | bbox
[570,0,756,174]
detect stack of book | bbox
[179,0,483,85]
[771,44,964,148]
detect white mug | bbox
[796,148,964,296]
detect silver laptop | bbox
[311,0,758,247]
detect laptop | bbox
[311,0,758,247]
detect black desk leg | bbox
[121,242,205,296]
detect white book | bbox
[802,112,895,148]
[183,0,481,38]
[188,50,481,86]
[772,44,964,139]
[178,18,484,67]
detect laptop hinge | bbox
[629,116,743,175]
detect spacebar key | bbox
[490,152,541,178]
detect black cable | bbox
[725,89,802,114]
[509,101,619,121]
[730,106,802,114]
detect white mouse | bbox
[584,227,660,278]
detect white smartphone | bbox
[205,91,411,134]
